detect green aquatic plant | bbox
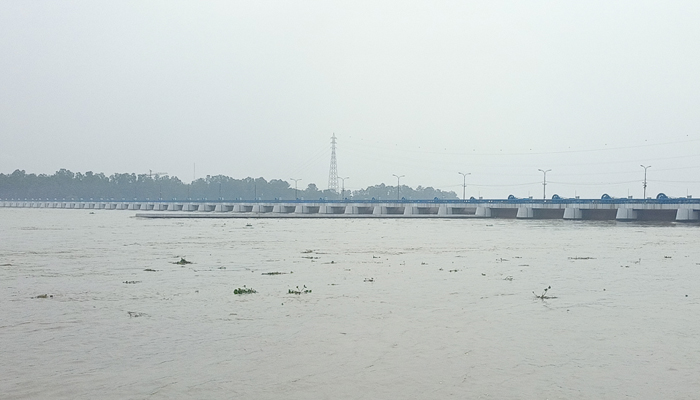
[175,257,192,265]
[288,285,312,295]
[234,285,257,295]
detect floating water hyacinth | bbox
[288,285,311,295]
[234,285,257,295]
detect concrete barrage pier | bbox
[2,198,700,222]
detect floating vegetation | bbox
[144,268,158,272]
[35,294,53,299]
[234,286,257,295]
[245,223,252,227]
[175,257,192,265]
[218,266,226,270]
[0,263,11,266]
[302,256,319,259]
[504,276,514,281]
[421,262,427,265]
[449,269,459,273]
[128,311,148,318]
[497,258,509,262]
[481,273,486,276]
[373,256,381,259]
[364,278,374,282]
[123,280,141,284]
[261,271,288,275]
[664,256,672,259]
[288,285,312,295]
[568,257,595,260]
[301,249,314,254]
[533,286,557,300]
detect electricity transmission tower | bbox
[328,134,339,193]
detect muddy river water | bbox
[1,209,699,399]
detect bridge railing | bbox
[3,198,699,205]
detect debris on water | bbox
[234,285,257,295]
[481,273,486,276]
[35,294,53,299]
[175,257,192,265]
[664,256,672,259]
[218,266,226,269]
[533,286,557,300]
[568,256,595,260]
[261,271,287,275]
[497,258,508,262]
[144,268,158,272]
[421,262,427,265]
[504,276,513,281]
[288,285,312,294]
[128,311,148,318]
[302,249,313,254]
[364,278,374,282]
[245,223,253,227]
[0,263,12,266]
[123,280,141,284]
[449,269,459,273]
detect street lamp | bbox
[338,177,349,200]
[458,172,471,200]
[392,174,405,201]
[290,178,301,200]
[538,169,551,200]
[640,165,651,199]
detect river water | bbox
[1,209,699,399]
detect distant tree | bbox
[0,170,457,201]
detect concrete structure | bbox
[2,198,700,222]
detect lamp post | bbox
[290,178,301,200]
[338,177,349,200]
[640,165,651,199]
[458,172,471,200]
[538,169,551,200]
[392,174,405,201]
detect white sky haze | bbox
[1,1,699,198]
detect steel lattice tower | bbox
[328,134,339,192]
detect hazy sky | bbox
[2,1,699,199]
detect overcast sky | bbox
[1,1,699,199]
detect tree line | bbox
[0,169,458,201]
